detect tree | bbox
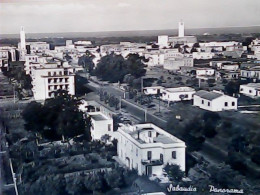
[93,53,128,82]
[125,54,146,78]
[23,90,91,141]
[78,50,95,74]
[104,168,125,188]
[22,101,46,136]
[84,172,106,192]
[224,81,240,96]
[208,163,246,189]
[93,53,146,83]
[164,164,185,182]
[229,135,249,153]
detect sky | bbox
[0,0,260,34]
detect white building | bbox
[31,63,76,100]
[117,123,186,176]
[239,83,260,98]
[196,68,215,76]
[193,90,237,112]
[199,41,240,48]
[240,66,260,81]
[88,112,113,141]
[158,35,169,48]
[143,86,164,95]
[220,63,239,71]
[163,57,193,71]
[0,49,9,68]
[24,54,41,74]
[161,87,195,102]
[192,52,215,59]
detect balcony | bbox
[141,159,163,166]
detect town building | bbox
[239,83,260,98]
[192,52,215,59]
[158,21,197,47]
[193,90,237,112]
[143,86,164,95]
[163,57,193,71]
[196,68,215,76]
[240,66,260,81]
[117,123,186,176]
[88,112,113,141]
[31,63,76,100]
[161,87,195,102]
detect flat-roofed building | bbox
[239,83,260,98]
[31,63,76,100]
[117,123,186,176]
[143,86,164,95]
[88,112,113,141]
[161,87,195,102]
[240,66,260,81]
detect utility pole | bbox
[13,85,16,103]
[141,77,143,94]
[158,97,161,113]
[144,109,147,122]
[119,96,122,111]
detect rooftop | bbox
[194,90,223,100]
[120,123,184,145]
[242,83,260,89]
[89,113,109,121]
[164,87,195,93]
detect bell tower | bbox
[178,21,185,37]
[20,26,26,60]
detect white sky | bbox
[0,0,260,34]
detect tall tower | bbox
[20,26,26,60]
[178,21,185,37]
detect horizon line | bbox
[1,24,260,36]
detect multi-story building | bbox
[31,63,76,100]
[117,123,186,176]
[193,90,237,112]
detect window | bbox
[148,131,152,137]
[208,102,210,106]
[202,100,204,104]
[225,102,228,107]
[160,154,164,163]
[136,148,138,157]
[147,151,152,160]
[172,151,176,159]
[249,90,252,93]
[108,124,111,131]
[232,102,235,106]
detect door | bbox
[146,166,152,176]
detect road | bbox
[85,79,231,166]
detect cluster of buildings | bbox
[144,86,238,112]
[78,100,186,178]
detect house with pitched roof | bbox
[193,90,237,112]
